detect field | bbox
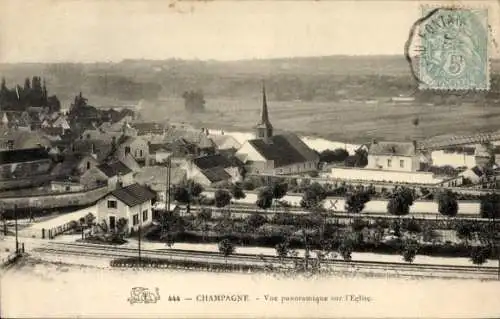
[2,256,500,318]
[137,97,500,144]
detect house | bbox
[0,147,52,179]
[65,139,113,162]
[132,122,167,137]
[186,154,242,186]
[460,166,485,184]
[96,183,157,232]
[235,86,319,175]
[209,134,241,151]
[366,141,420,172]
[134,165,187,202]
[81,161,134,190]
[50,153,99,180]
[0,128,51,150]
[49,176,84,192]
[52,115,71,131]
[148,143,172,165]
[114,136,149,166]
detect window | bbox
[133,214,139,226]
[140,149,143,157]
[86,161,91,170]
[142,210,148,222]
[400,160,404,168]
[387,159,392,167]
[107,200,117,209]
[65,186,71,191]
[86,133,91,139]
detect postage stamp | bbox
[417,7,490,91]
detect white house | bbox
[366,141,420,172]
[96,183,157,232]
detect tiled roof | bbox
[132,122,166,135]
[369,141,416,157]
[247,133,319,167]
[192,154,233,170]
[201,167,232,183]
[110,183,157,207]
[0,147,50,165]
[51,154,93,176]
[68,139,113,162]
[97,161,132,177]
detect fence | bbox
[42,221,77,240]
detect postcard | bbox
[0,0,499,318]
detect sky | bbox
[0,0,499,63]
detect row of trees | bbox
[0,77,61,112]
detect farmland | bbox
[137,97,500,144]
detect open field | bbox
[137,97,500,144]
[2,256,500,318]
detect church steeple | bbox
[255,83,273,142]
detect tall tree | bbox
[387,187,414,216]
[480,193,500,219]
[256,187,274,210]
[345,189,371,214]
[300,183,326,209]
[437,190,458,217]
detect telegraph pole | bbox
[14,204,18,254]
[138,203,142,263]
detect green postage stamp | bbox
[417,7,490,91]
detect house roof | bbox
[51,154,94,176]
[149,143,170,154]
[368,141,416,157]
[192,154,234,170]
[97,161,132,177]
[134,165,186,187]
[209,134,241,150]
[0,147,50,165]
[201,167,232,183]
[67,139,113,162]
[247,133,319,167]
[470,166,484,177]
[109,183,156,207]
[133,122,166,135]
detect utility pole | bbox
[14,204,18,254]
[138,203,142,263]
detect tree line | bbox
[0,76,61,112]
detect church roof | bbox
[247,133,319,167]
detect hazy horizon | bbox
[1,0,498,63]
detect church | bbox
[235,86,319,175]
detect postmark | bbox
[407,6,490,91]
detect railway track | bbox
[33,242,499,279]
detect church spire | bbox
[255,82,273,142]
[261,84,270,125]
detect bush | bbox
[470,246,491,265]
